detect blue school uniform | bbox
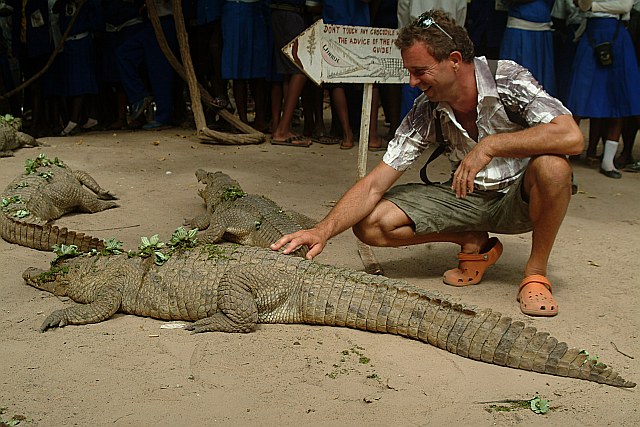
[116,2,178,125]
[10,0,52,59]
[322,0,369,26]
[197,0,224,24]
[100,0,144,85]
[499,0,556,96]
[221,0,269,79]
[566,17,640,118]
[466,0,508,52]
[57,0,103,96]
[10,0,54,96]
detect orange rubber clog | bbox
[443,237,503,287]
[517,274,558,317]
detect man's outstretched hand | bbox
[270,228,328,260]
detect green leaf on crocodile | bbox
[52,244,81,264]
[12,209,30,218]
[24,153,66,175]
[168,226,198,249]
[221,186,247,201]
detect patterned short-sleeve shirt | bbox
[383,57,572,191]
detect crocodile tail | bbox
[440,306,635,388]
[1,215,105,252]
[307,274,635,388]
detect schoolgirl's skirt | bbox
[566,17,640,118]
[59,35,99,97]
[500,27,557,96]
[221,1,269,80]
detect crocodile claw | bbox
[40,311,68,332]
[97,191,118,201]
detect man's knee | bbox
[526,155,573,191]
[352,200,409,246]
[352,216,380,245]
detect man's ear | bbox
[449,51,463,66]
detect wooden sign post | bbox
[283,20,408,274]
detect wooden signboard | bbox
[282,19,409,85]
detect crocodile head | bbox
[23,264,74,296]
[195,169,246,208]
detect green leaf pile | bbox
[24,153,65,175]
[221,187,247,201]
[168,227,198,249]
[52,244,81,264]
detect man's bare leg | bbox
[522,155,573,278]
[352,199,489,252]
[516,155,572,315]
[331,86,355,149]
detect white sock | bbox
[83,118,98,129]
[601,140,619,171]
[62,121,77,134]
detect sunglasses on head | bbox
[415,13,453,40]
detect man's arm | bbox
[271,162,404,259]
[452,114,584,198]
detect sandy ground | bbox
[0,123,638,426]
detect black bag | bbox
[593,42,614,66]
[588,20,620,67]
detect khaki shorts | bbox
[383,173,532,235]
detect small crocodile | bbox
[184,169,314,256]
[1,154,118,251]
[0,116,41,157]
[23,244,635,388]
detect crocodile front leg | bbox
[184,213,210,231]
[200,222,227,243]
[40,286,123,332]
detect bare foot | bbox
[458,232,490,254]
[271,133,312,147]
[340,136,355,150]
[368,134,384,150]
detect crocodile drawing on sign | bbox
[23,243,635,388]
[0,115,41,157]
[1,154,118,251]
[184,169,315,257]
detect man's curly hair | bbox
[395,9,475,63]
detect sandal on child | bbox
[517,274,558,317]
[443,237,503,286]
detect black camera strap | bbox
[586,17,621,49]
[418,102,447,185]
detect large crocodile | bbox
[23,243,635,388]
[1,154,118,251]
[184,169,314,257]
[0,116,41,157]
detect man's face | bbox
[401,41,454,102]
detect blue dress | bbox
[57,0,103,97]
[322,0,370,26]
[499,0,556,96]
[221,1,269,80]
[566,17,640,118]
[197,0,224,24]
[100,0,144,86]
